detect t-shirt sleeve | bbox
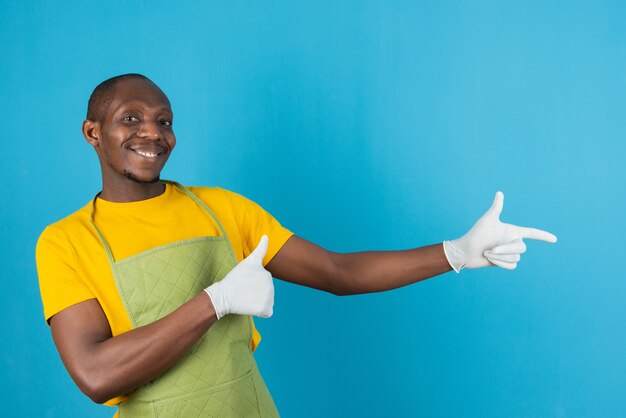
[36,225,95,323]
[222,189,294,266]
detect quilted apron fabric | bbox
[90,181,280,417]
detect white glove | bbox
[443,192,557,272]
[205,235,274,319]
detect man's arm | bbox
[50,235,273,404]
[266,192,557,294]
[50,293,217,404]
[266,236,451,295]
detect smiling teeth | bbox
[135,150,159,157]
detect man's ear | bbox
[82,119,100,147]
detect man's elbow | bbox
[85,389,110,405]
[330,284,352,296]
[327,254,356,296]
[329,252,385,296]
[73,368,115,404]
[81,382,113,404]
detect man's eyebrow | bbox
[114,102,173,113]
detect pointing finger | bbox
[512,226,558,243]
[247,235,269,264]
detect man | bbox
[36,73,557,417]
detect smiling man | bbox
[36,73,557,417]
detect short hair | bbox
[86,73,152,123]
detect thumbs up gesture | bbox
[444,192,557,272]
[205,235,274,319]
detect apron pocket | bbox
[153,370,260,418]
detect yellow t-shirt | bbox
[36,182,293,406]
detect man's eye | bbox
[123,115,139,122]
[160,119,172,127]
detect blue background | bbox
[2,1,625,417]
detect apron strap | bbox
[164,180,230,240]
[90,180,232,263]
[89,194,117,266]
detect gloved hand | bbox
[205,235,274,319]
[443,192,557,272]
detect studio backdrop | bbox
[1,1,624,417]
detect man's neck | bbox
[98,179,166,202]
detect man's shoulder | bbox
[184,184,240,203]
[185,184,228,194]
[39,201,93,241]
[180,184,268,223]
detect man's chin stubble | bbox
[123,170,161,184]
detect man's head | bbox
[82,74,176,188]
[86,73,152,124]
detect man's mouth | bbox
[134,150,160,158]
[129,145,166,159]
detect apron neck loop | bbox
[89,180,231,263]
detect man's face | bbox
[95,78,176,184]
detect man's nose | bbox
[137,121,161,139]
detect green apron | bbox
[90,181,280,418]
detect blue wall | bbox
[2,1,624,416]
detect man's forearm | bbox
[52,292,218,404]
[332,243,452,295]
[266,236,452,295]
[95,293,216,401]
